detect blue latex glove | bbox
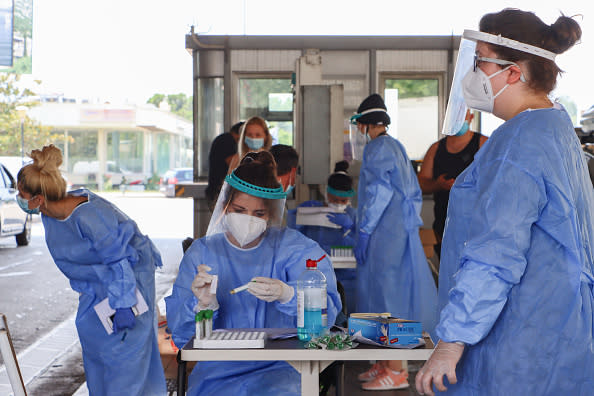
[112,308,135,334]
[299,200,324,208]
[326,213,354,232]
[354,232,370,264]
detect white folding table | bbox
[177,333,434,396]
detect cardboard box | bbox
[419,228,437,258]
[348,316,422,346]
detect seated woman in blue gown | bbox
[166,151,341,396]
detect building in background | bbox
[28,97,192,190]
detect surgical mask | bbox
[17,194,40,215]
[245,137,264,150]
[462,66,511,114]
[454,121,469,136]
[327,202,348,212]
[224,212,267,248]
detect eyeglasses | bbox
[473,54,526,82]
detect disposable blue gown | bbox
[41,189,166,396]
[357,135,437,335]
[436,107,594,395]
[166,227,341,396]
[287,204,357,314]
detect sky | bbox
[30,0,593,115]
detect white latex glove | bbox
[415,340,465,395]
[191,264,219,310]
[247,276,294,303]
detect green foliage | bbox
[147,93,166,107]
[5,56,32,75]
[0,74,65,156]
[385,79,438,99]
[11,0,33,74]
[147,93,192,120]
[145,173,161,191]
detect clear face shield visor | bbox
[442,30,557,136]
[348,114,367,161]
[206,173,287,239]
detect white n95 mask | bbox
[224,212,267,248]
[462,66,511,114]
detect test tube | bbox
[204,309,213,338]
[195,311,204,340]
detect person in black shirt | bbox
[418,110,487,258]
[205,121,243,211]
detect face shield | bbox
[442,30,557,135]
[348,114,367,161]
[206,172,287,242]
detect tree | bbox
[147,93,192,120]
[7,0,33,74]
[0,74,65,156]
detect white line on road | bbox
[0,271,33,277]
[0,258,33,271]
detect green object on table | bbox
[303,333,355,350]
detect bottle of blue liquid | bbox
[297,255,327,341]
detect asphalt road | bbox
[0,192,194,371]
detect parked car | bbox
[69,160,148,189]
[0,162,31,246]
[160,168,193,197]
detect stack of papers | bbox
[296,207,341,229]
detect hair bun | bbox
[30,144,63,172]
[547,15,582,54]
[241,151,276,169]
[334,160,349,174]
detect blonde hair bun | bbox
[30,144,63,173]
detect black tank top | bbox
[432,132,481,238]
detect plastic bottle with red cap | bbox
[297,254,328,341]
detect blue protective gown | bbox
[41,189,166,396]
[287,204,357,314]
[165,227,341,396]
[436,107,594,395]
[357,134,437,336]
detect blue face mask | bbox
[455,121,470,136]
[245,137,264,150]
[17,194,40,215]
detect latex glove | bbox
[112,308,135,334]
[247,276,294,303]
[415,340,465,395]
[326,213,354,232]
[354,231,370,264]
[299,200,324,208]
[191,264,219,310]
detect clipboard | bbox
[93,288,149,334]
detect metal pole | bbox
[20,120,24,166]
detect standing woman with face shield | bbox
[352,94,438,391]
[166,151,341,396]
[227,116,273,173]
[16,145,166,396]
[416,9,593,396]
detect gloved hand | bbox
[326,213,354,232]
[112,308,135,334]
[247,277,294,303]
[354,231,370,264]
[191,264,219,310]
[415,340,465,395]
[299,200,324,208]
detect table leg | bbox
[177,350,187,395]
